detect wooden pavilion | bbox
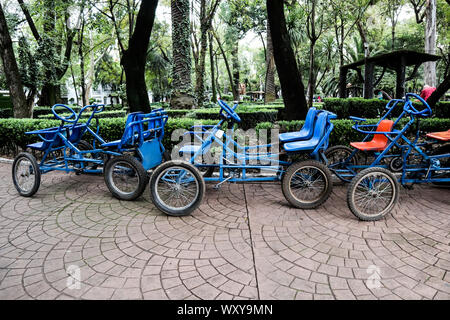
[339,50,441,99]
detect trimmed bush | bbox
[256,117,450,146]
[0,108,12,118]
[0,94,13,109]
[323,98,450,119]
[1,114,449,157]
[37,110,126,119]
[0,117,216,155]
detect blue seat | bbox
[27,128,63,151]
[283,112,328,152]
[100,112,143,149]
[279,107,319,143]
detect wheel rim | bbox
[15,157,36,192]
[327,148,356,169]
[289,166,328,204]
[155,166,199,211]
[109,161,140,195]
[352,172,396,217]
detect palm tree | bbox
[170,0,195,108]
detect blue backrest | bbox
[121,112,144,146]
[311,112,328,143]
[303,107,318,131]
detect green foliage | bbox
[0,109,12,118]
[3,116,449,156]
[323,98,450,119]
[256,117,450,146]
[0,94,13,109]
[36,110,126,119]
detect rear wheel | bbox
[282,160,333,209]
[347,167,399,221]
[150,160,205,216]
[325,145,358,184]
[104,155,148,200]
[12,152,41,197]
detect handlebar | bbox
[404,93,432,117]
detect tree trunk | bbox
[231,41,240,101]
[170,0,195,109]
[214,32,234,99]
[195,16,208,106]
[121,0,159,113]
[427,74,449,107]
[209,31,216,102]
[0,3,29,118]
[264,20,276,104]
[424,0,436,87]
[267,0,307,120]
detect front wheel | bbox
[12,152,41,197]
[150,160,205,216]
[104,155,148,200]
[347,167,399,221]
[282,160,333,209]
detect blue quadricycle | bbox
[12,103,169,201]
[148,100,338,216]
[325,93,450,221]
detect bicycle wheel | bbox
[282,160,333,209]
[104,155,148,200]
[347,167,399,221]
[150,160,205,216]
[12,152,41,197]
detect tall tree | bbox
[171,0,195,109]
[267,0,307,120]
[264,19,276,103]
[0,2,29,118]
[121,0,159,113]
[192,0,221,106]
[409,0,437,86]
[18,0,77,106]
[305,0,326,107]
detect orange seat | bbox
[350,120,394,152]
[426,129,450,142]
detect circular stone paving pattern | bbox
[0,162,449,300]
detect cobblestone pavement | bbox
[0,162,449,300]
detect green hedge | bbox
[37,110,126,119]
[256,117,450,146]
[2,114,449,156]
[32,104,125,118]
[0,108,12,118]
[323,98,450,119]
[0,117,216,155]
[0,95,13,109]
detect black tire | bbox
[282,160,333,209]
[104,155,148,201]
[347,167,399,221]
[12,152,41,197]
[325,145,358,184]
[150,160,205,216]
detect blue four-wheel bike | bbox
[12,103,170,201]
[326,93,450,221]
[150,100,338,215]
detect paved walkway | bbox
[0,162,449,300]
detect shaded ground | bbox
[0,162,449,300]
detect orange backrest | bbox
[371,120,394,145]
